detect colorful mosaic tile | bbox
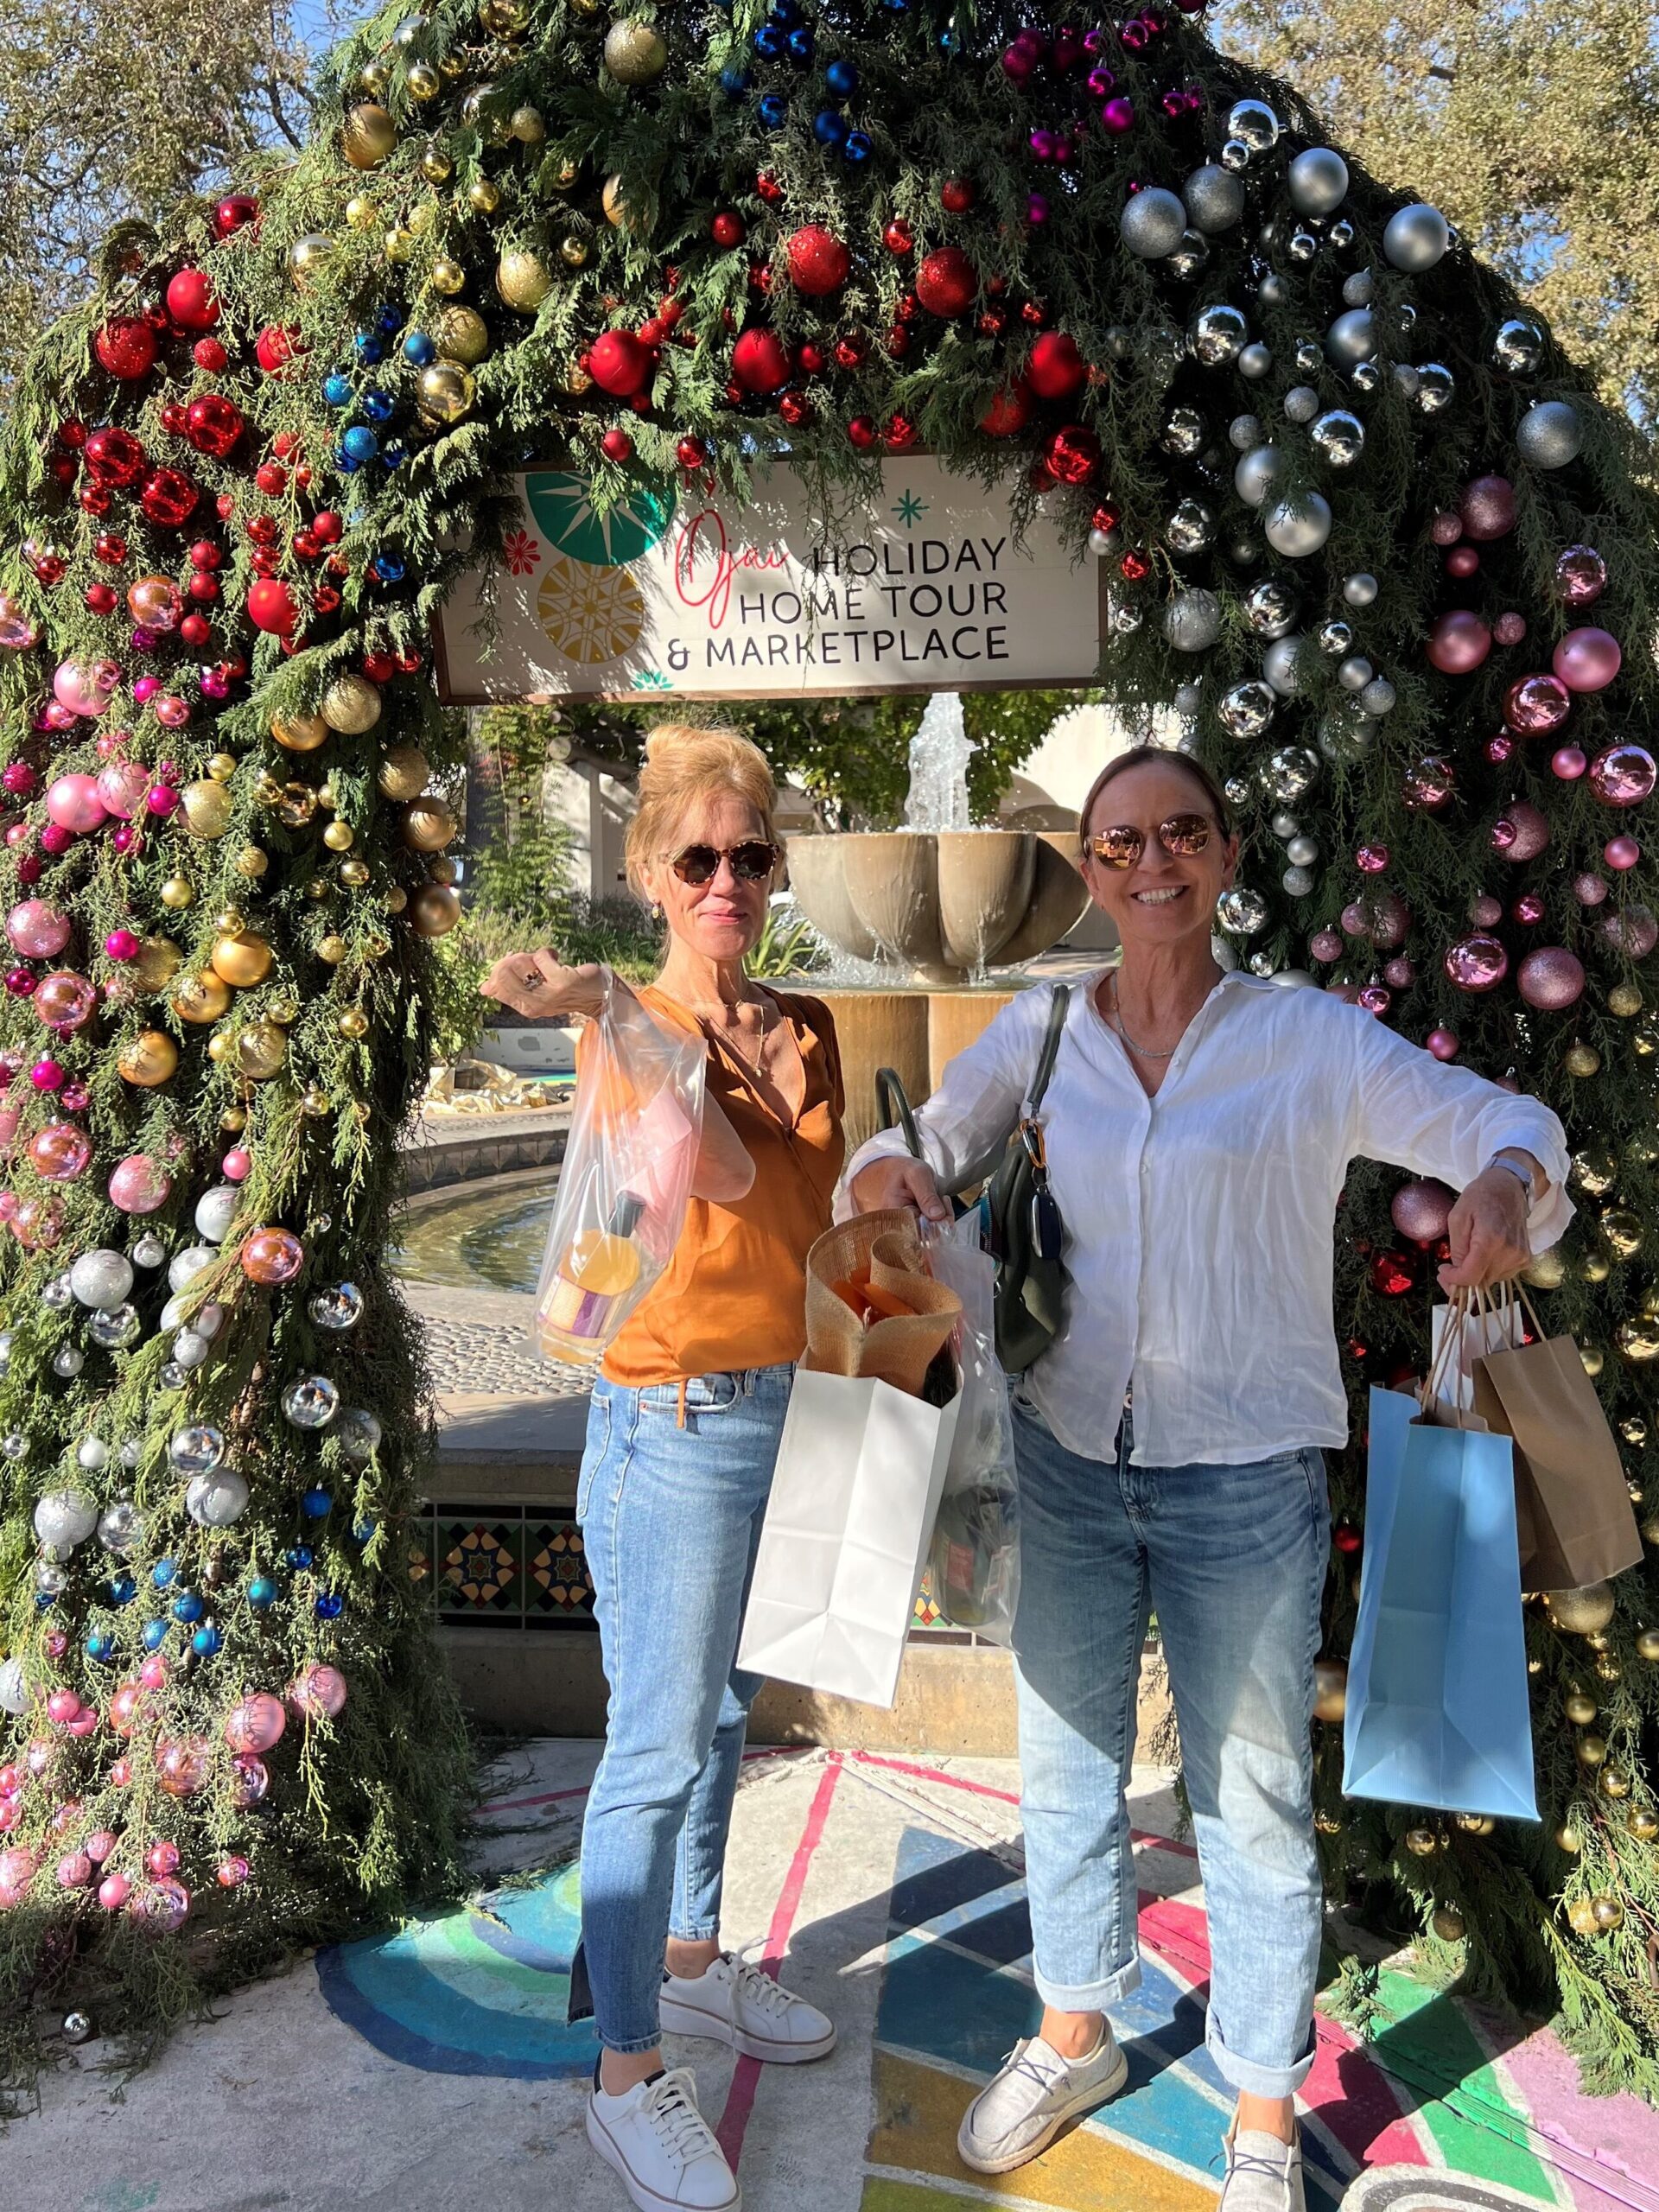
[527,1518,595,1624]
[435,1516,520,1618]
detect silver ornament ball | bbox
[1359,677,1397,717]
[1263,745,1322,802]
[1310,410,1365,467]
[69,1249,134,1309]
[1491,317,1546,376]
[1190,303,1249,366]
[1218,681,1280,740]
[282,1375,341,1430]
[187,1468,251,1528]
[1166,499,1216,555]
[1338,656,1375,690]
[1287,148,1350,217]
[1325,308,1377,368]
[1286,835,1319,868]
[1234,444,1285,507]
[1262,636,1307,696]
[1227,99,1281,151]
[1516,399,1582,469]
[1162,589,1224,652]
[1341,270,1375,308]
[1237,342,1274,379]
[1217,887,1271,936]
[1229,413,1263,450]
[1183,164,1245,232]
[1121,188,1188,259]
[1282,385,1320,425]
[1415,363,1456,413]
[1343,571,1379,607]
[1382,203,1449,272]
[1282,865,1318,898]
[1264,492,1333,558]
[1244,577,1300,636]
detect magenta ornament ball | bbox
[1392,1179,1455,1242]
[1551,746,1587,780]
[1427,609,1491,674]
[223,1692,286,1756]
[108,1153,173,1213]
[1554,543,1606,607]
[1516,947,1586,1009]
[1444,933,1510,992]
[1553,626,1621,693]
[6,899,72,958]
[1494,612,1528,646]
[1431,510,1464,545]
[1427,1028,1460,1060]
[1445,545,1480,580]
[46,775,109,834]
[1588,744,1656,806]
[1605,835,1642,872]
[1504,672,1572,734]
[1459,474,1516,540]
[1309,929,1343,963]
[1599,902,1659,958]
[1512,892,1546,925]
[1485,734,1516,766]
[1494,801,1550,861]
[130,1877,190,1931]
[34,970,97,1028]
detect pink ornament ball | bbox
[1101,96,1135,133]
[53,658,119,719]
[27,1122,92,1181]
[1551,747,1587,780]
[1427,1028,1460,1059]
[1493,612,1528,646]
[1392,1179,1455,1242]
[46,1689,79,1726]
[110,1756,133,1787]
[1,762,36,798]
[1382,957,1415,988]
[109,1682,147,1734]
[97,761,150,818]
[1516,945,1586,1009]
[1339,900,1370,938]
[108,1153,173,1213]
[155,695,190,729]
[1573,871,1609,906]
[130,1876,190,1932]
[223,1691,286,1756]
[1484,734,1516,766]
[98,1871,131,1909]
[1599,902,1659,958]
[34,969,97,1028]
[1444,933,1510,992]
[67,1707,98,1738]
[0,1846,38,1892]
[56,1850,93,1888]
[1369,893,1411,950]
[105,929,140,961]
[1588,743,1656,806]
[1553,626,1621,693]
[146,1840,181,1878]
[1459,474,1516,539]
[1512,892,1546,925]
[1357,984,1392,1015]
[46,774,109,833]
[1504,672,1572,735]
[1356,845,1390,874]
[1426,610,1491,675]
[231,1755,270,1808]
[216,1855,251,1889]
[222,1147,251,1181]
[1309,930,1343,963]
[156,1736,210,1797]
[139,1655,168,1690]
[1445,545,1480,580]
[6,899,72,957]
[1605,835,1642,872]
[86,1829,117,1864]
[1493,801,1550,861]
[1554,543,1607,607]
[289,1664,348,1721]
[1431,510,1464,545]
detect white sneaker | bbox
[659,1952,836,2063]
[587,2066,740,2211]
[1219,2122,1305,2212]
[957,2027,1129,2174]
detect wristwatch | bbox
[1488,1155,1535,1211]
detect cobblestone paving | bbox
[403,1279,587,1402]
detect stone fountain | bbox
[785,696,1100,1147]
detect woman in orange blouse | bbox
[483,726,842,2212]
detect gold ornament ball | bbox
[1626,1806,1659,1840]
[181,780,234,838]
[417,362,478,426]
[273,710,328,753]
[563,359,594,396]
[1522,1245,1567,1291]
[321,674,383,734]
[429,256,467,296]
[480,0,531,29]
[220,1106,247,1133]
[207,1032,228,1063]
[289,233,340,296]
[432,305,489,365]
[1591,1894,1624,1931]
[511,105,546,143]
[210,931,275,988]
[1563,1690,1598,1726]
[408,198,437,237]
[384,887,409,914]
[346,195,380,232]
[1580,1343,1605,1378]
[550,159,581,193]
[237,846,270,880]
[1609,982,1643,1017]
[1566,1896,1599,1935]
[1633,1015,1659,1057]
[571,0,601,15]
[1312,1658,1348,1724]
[172,974,232,1025]
[1452,1811,1496,1836]
[419,140,453,183]
[1599,1765,1632,1799]
[161,876,195,910]
[118,1030,179,1087]
[206,752,237,784]
[1429,1907,1465,1942]
[1548,1582,1617,1635]
[1555,1821,1583,1853]
[406,60,441,100]
[1313,1809,1342,1835]
[1595,1655,1622,1681]
[403,798,458,851]
[429,855,459,887]
[467,178,501,215]
[339,859,372,888]
[306,876,332,900]
[1620,1415,1649,1446]
[343,104,398,168]
[604,20,669,83]
[133,937,181,990]
[560,233,591,269]
[1565,1041,1602,1077]
[267,995,301,1027]
[318,935,348,965]
[236,1022,288,1081]
[410,882,464,937]
[358,60,390,96]
[378,745,431,801]
[279,784,318,828]
[439,50,465,75]
[1585,1629,1612,1651]
[1576,1732,1608,1769]
[1599,1206,1644,1259]
[339,1007,372,1039]
[496,251,553,313]
[1616,1316,1659,1363]
[602,173,643,229]
[323,822,357,853]
[1635,1627,1659,1662]
[1403,1827,1440,1858]
[302,1086,333,1117]
[1570,1144,1618,1195]
[1579,1250,1611,1285]
[385,227,414,264]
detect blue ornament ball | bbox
[302,1488,334,1519]
[758,92,789,127]
[335,447,362,475]
[813,108,848,146]
[843,130,873,163]
[377,303,404,335]
[753,23,784,55]
[86,1632,115,1662]
[110,1574,137,1607]
[315,1592,346,1621]
[360,389,395,423]
[172,1592,205,1624]
[403,331,436,366]
[824,58,858,96]
[381,441,407,469]
[341,425,380,464]
[248,1575,278,1610]
[152,1556,177,1589]
[787,25,814,61]
[191,1624,223,1656]
[720,64,750,97]
[353,331,386,364]
[323,372,353,408]
[143,1618,169,1650]
[286,1544,315,1571]
[353,1518,378,1544]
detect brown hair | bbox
[624,721,780,899]
[1077,743,1235,850]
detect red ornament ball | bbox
[600,428,635,462]
[1370,1249,1417,1297]
[165,268,219,330]
[979,381,1033,438]
[796,341,824,375]
[241,1227,304,1286]
[779,392,813,429]
[884,414,919,453]
[138,469,198,530]
[159,402,190,436]
[1045,424,1101,486]
[710,211,746,248]
[915,246,979,318]
[756,172,785,206]
[847,416,878,451]
[1119,550,1151,582]
[184,394,245,461]
[588,330,652,397]
[882,218,914,256]
[85,427,148,489]
[213,194,260,238]
[833,334,866,370]
[940,177,976,213]
[1027,330,1087,401]
[1332,1520,1363,1555]
[676,435,709,469]
[246,580,299,636]
[786,226,851,295]
[255,325,303,376]
[1444,544,1480,579]
[732,327,791,395]
[179,613,212,648]
[94,318,157,381]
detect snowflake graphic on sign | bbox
[537,555,646,665]
[523,472,672,567]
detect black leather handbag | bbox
[874,983,1071,1374]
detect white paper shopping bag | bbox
[1429,1298,1522,1410]
[736,1370,962,1708]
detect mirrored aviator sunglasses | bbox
[1084,811,1212,868]
[669,841,779,885]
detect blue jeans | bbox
[570,1364,792,2055]
[1011,1397,1329,2099]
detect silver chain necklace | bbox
[1107,976,1178,1060]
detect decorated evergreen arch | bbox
[2,0,1658,2088]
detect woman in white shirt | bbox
[845,746,1570,2212]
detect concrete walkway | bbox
[12,1743,1658,2212]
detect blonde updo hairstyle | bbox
[624,722,780,901]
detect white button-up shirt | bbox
[837,969,1573,1468]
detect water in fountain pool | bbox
[903,692,976,834]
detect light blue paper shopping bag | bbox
[1344,1384,1538,1821]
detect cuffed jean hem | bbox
[1031,1956,1144,2013]
[600,2027,671,2058]
[667,1921,721,1945]
[1205,2014,1317,2101]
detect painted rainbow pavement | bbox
[315,1751,1659,2211]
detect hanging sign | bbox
[434,456,1107,704]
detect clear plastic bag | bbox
[532,973,706,1368]
[921,1213,1021,1643]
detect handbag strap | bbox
[874,982,1072,1198]
[874,1065,925,1160]
[1026,983,1071,1116]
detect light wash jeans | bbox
[569,1364,792,2054]
[1011,1395,1329,2099]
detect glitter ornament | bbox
[1517,949,1586,1011]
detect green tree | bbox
[1216,0,1659,432]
